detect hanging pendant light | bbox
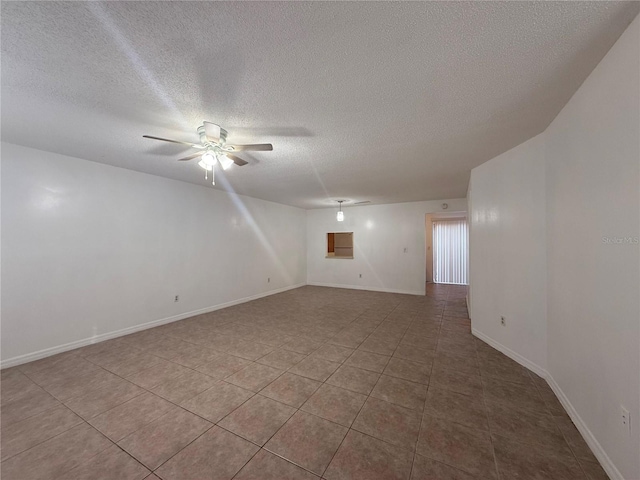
[336,200,344,221]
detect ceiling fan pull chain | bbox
[211,166,215,186]
[204,169,208,180]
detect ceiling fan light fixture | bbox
[198,159,213,171]
[143,121,273,185]
[201,151,216,166]
[218,154,234,170]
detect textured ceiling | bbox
[2,1,638,208]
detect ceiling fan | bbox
[143,121,273,184]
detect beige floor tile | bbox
[256,349,307,370]
[234,449,318,480]
[345,350,390,373]
[218,394,295,445]
[311,344,354,363]
[481,376,548,415]
[0,423,111,480]
[169,345,221,368]
[2,286,598,480]
[63,444,150,480]
[429,365,483,396]
[1,405,83,461]
[195,353,251,379]
[424,387,489,431]
[1,371,43,406]
[352,397,421,451]
[580,460,610,480]
[259,372,321,407]
[485,400,571,455]
[225,363,283,392]
[370,375,427,412]
[17,350,81,377]
[265,411,347,476]
[411,455,478,480]
[492,434,585,480]
[555,417,599,463]
[180,381,254,423]
[417,415,498,479]
[393,344,436,365]
[26,357,103,388]
[225,340,275,361]
[125,359,191,389]
[325,430,413,480]
[301,383,366,427]
[358,336,399,356]
[89,392,178,442]
[326,365,380,395]
[1,387,60,426]
[151,369,218,404]
[288,356,340,382]
[383,357,431,385]
[64,379,144,419]
[43,369,123,402]
[117,408,212,470]
[282,337,323,355]
[154,426,258,480]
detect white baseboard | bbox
[472,328,624,480]
[545,375,624,480]
[471,327,546,378]
[0,283,306,369]
[307,281,424,296]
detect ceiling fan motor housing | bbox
[197,125,228,146]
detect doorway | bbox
[426,213,469,285]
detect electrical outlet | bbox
[267,277,270,283]
[622,406,631,434]
[500,316,506,326]
[174,295,179,302]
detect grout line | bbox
[415,285,498,478]
[318,302,404,478]
[256,305,402,478]
[473,307,502,480]
[0,410,86,464]
[411,288,446,479]
[7,288,470,479]
[158,303,394,478]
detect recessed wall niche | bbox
[327,232,354,258]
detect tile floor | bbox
[0,285,608,479]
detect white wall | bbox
[425,214,434,283]
[545,13,639,479]
[306,199,467,295]
[468,133,547,370]
[469,15,639,480]
[1,143,307,366]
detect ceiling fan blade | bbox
[203,121,221,143]
[226,143,273,152]
[226,153,248,166]
[178,152,203,162]
[143,135,202,148]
